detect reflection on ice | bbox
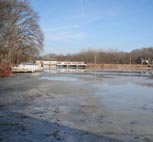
[1,70,153,141]
[95,82,153,112]
[40,76,78,81]
[90,70,148,77]
[40,71,153,114]
[44,69,86,73]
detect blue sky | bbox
[30,0,153,55]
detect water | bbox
[93,72,153,113]
[40,71,153,113]
[40,75,78,81]
[1,71,153,141]
[95,82,153,112]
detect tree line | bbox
[42,47,153,65]
[0,0,152,65]
[0,0,44,64]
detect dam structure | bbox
[35,60,87,71]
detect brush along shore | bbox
[87,64,151,71]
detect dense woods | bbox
[43,47,153,65]
[0,0,44,64]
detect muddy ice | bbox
[0,71,153,142]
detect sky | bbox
[30,0,153,55]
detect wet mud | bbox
[0,72,153,142]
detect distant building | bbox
[141,59,149,65]
[141,58,153,65]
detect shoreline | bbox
[0,63,151,77]
[87,64,151,71]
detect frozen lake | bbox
[41,71,153,116]
[0,71,153,142]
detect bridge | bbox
[35,60,87,70]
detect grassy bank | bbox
[87,64,150,71]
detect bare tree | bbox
[0,0,44,64]
[42,47,153,65]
